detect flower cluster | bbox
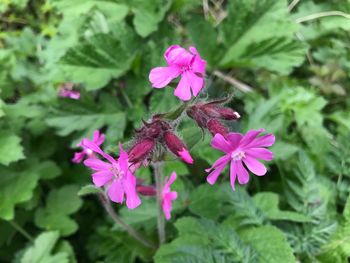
[73,45,275,220]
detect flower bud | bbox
[186,106,208,128]
[207,119,228,136]
[136,185,157,196]
[128,139,155,164]
[164,131,194,164]
[201,105,240,120]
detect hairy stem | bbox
[9,221,34,242]
[213,70,253,93]
[153,162,166,245]
[98,193,156,249]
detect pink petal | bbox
[205,155,230,173]
[245,148,274,161]
[229,161,237,190]
[124,172,141,209]
[189,46,206,74]
[162,198,172,220]
[92,171,113,187]
[72,151,86,163]
[247,134,275,148]
[240,129,265,148]
[163,172,177,194]
[178,148,194,164]
[226,133,243,149]
[149,66,181,88]
[211,133,232,153]
[108,180,125,204]
[243,156,267,176]
[174,73,192,101]
[84,158,112,171]
[118,143,129,172]
[186,71,204,97]
[81,139,116,164]
[235,161,250,184]
[93,130,105,146]
[164,45,193,66]
[206,161,228,185]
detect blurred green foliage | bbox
[0,0,350,262]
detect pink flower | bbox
[72,130,105,163]
[149,45,206,101]
[58,83,80,100]
[162,172,178,220]
[82,140,141,209]
[205,129,275,190]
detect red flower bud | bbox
[164,131,194,164]
[186,106,208,128]
[136,185,157,196]
[202,105,240,120]
[207,119,228,136]
[128,139,155,163]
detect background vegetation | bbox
[1,0,350,262]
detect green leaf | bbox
[240,226,296,263]
[34,185,83,236]
[0,130,25,165]
[0,167,39,220]
[59,34,136,90]
[77,184,103,196]
[131,0,172,37]
[47,111,126,137]
[220,0,307,73]
[20,231,69,263]
[189,184,223,220]
[253,192,311,222]
[155,217,258,263]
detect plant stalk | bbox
[9,221,34,242]
[153,162,166,245]
[98,193,156,249]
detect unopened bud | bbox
[136,185,157,196]
[207,119,228,136]
[202,105,240,120]
[186,106,208,128]
[164,131,194,164]
[128,139,155,163]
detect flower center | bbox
[111,164,124,180]
[86,149,93,155]
[181,65,192,72]
[231,150,245,161]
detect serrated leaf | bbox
[220,0,306,73]
[0,130,25,165]
[189,184,223,220]
[240,226,295,263]
[35,185,83,236]
[59,34,136,90]
[20,231,69,263]
[0,168,39,220]
[253,192,311,222]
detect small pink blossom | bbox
[149,45,206,101]
[162,172,178,220]
[82,140,141,209]
[72,130,105,163]
[58,83,80,100]
[206,129,275,190]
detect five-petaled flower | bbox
[205,129,275,190]
[72,130,105,163]
[149,45,206,101]
[82,139,141,209]
[162,172,178,220]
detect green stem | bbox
[9,221,34,242]
[120,88,133,108]
[98,193,156,249]
[153,162,166,245]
